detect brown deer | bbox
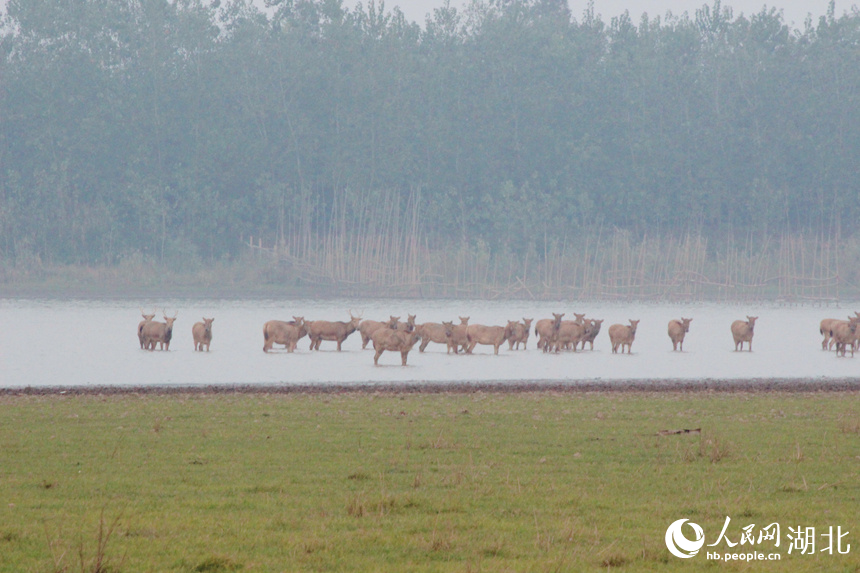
[731,316,758,351]
[819,314,860,350]
[608,319,639,354]
[306,312,362,351]
[137,309,156,349]
[830,316,860,357]
[415,321,453,352]
[560,314,590,350]
[465,323,512,355]
[141,311,178,351]
[578,318,603,350]
[359,316,399,349]
[667,318,692,351]
[371,328,421,365]
[535,313,565,352]
[507,318,534,350]
[395,314,417,333]
[263,317,307,353]
[556,313,585,348]
[732,316,758,352]
[552,320,592,353]
[820,318,843,350]
[192,317,214,352]
[447,316,470,354]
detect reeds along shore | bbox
[246,228,856,302]
[4,229,856,302]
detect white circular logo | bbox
[665,519,705,558]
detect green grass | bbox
[1,390,858,572]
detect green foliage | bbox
[1,0,859,267]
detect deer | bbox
[359,316,399,349]
[141,311,178,351]
[608,319,640,354]
[535,313,565,352]
[820,313,860,350]
[731,316,758,351]
[415,321,454,352]
[371,328,421,366]
[820,318,841,350]
[263,317,307,353]
[447,316,470,354]
[830,316,860,357]
[507,318,533,350]
[395,314,417,333]
[137,309,156,349]
[578,318,603,350]
[551,319,592,353]
[306,312,362,351]
[844,313,860,354]
[559,314,590,351]
[192,317,214,352]
[667,318,693,351]
[465,323,513,355]
[554,313,585,343]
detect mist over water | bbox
[1,298,857,388]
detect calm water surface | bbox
[0,298,857,388]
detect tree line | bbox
[1,0,858,273]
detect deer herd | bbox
[135,307,860,364]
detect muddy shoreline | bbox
[2,378,860,396]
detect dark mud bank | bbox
[3,378,860,396]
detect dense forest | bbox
[1,0,859,297]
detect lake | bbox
[0,298,856,388]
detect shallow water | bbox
[0,298,857,388]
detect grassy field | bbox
[0,390,858,572]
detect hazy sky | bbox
[369,0,853,29]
